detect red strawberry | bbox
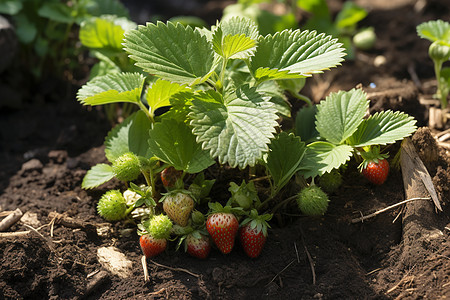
[206,203,240,254]
[140,234,167,258]
[160,166,182,188]
[185,231,211,259]
[239,210,272,258]
[359,146,390,185]
[362,158,389,185]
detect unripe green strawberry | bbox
[296,186,329,217]
[429,41,450,62]
[112,152,141,182]
[148,214,173,239]
[161,191,195,227]
[318,169,343,194]
[97,190,128,221]
[353,27,376,51]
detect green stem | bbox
[147,168,157,199]
[125,205,135,216]
[292,92,312,106]
[434,59,448,109]
[219,57,229,92]
[137,101,155,123]
[271,194,297,214]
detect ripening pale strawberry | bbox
[362,158,389,185]
[140,234,167,258]
[296,185,329,217]
[206,203,240,254]
[239,210,272,258]
[185,231,211,259]
[97,190,129,221]
[112,152,141,182]
[161,191,194,227]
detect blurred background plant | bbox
[223,0,375,59]
[0,0,129,109]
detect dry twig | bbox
[150,260,199,278]
[142,256,149,282]
[351,197,431,224]
[300,226,316,285]
[267,260,296,285]
[0,208,23,231]
[0,231,30,238]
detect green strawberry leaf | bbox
[295,105,320,143]
[105,111,152,162]
[124,21,215,86]
[249,29,345,82]
[80,15,136,50]
[189,85,279,169]
[77,72,145,106]
[417,20,450,44]
[299,142,353,178]
[145,79,191,116]
[266,132,306,195]
[0,1,22,15]
[85,0,129,19]
[335,2,367,30]
[82,163,115,189]
[315,88,369,145]
[256,81,291,117]
[212,16,259,60]
[148,119,215,174]
[347,110,417,147]
[37,2,73,24]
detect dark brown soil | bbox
[1,1,450,299]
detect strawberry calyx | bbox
[240,209,272,237]
[358,146,389,172]
[207,202,245,217]
[159,189,197,204]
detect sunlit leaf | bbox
[417,20,450,43]
[82,164,114,189]
[77,72,145,106]
[299,142,353,178]
[212,16,259,60]
[80,15,136,50]
[145,79,191,116]
[249,29,345,81]
[124,21,215,85]
[347,110,417,147]
[189,85,279,169]
[315,88,368,144]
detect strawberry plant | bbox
[417,20,450,110]
[295,88,417,181]
[77,15,417,260]
[0,0,129,78]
